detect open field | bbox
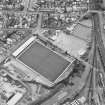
[72,23,92,42]
[53,31,88,57]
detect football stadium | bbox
[12,36,75,87]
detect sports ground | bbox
[17,41,70,82]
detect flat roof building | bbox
[12,36,75,87]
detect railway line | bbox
[73,12,100,105]
[90,12,105,105]
[93,13,105,71]
[86,17,97,105]
[63,11,105,105]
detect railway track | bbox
[82,13,103,105]
[93,13,105,71]
[86,24,97,105]
[90,12,105,105]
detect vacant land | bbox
[53,31,88,57]
[72,23,92,42]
